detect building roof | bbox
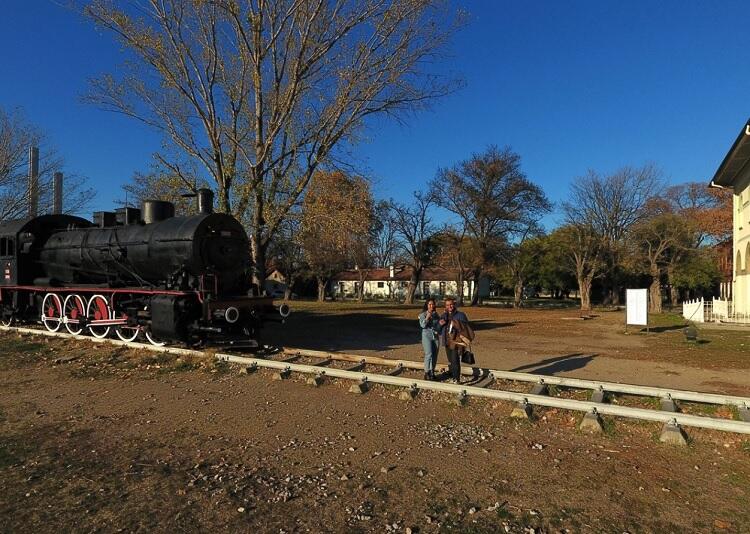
[711,118,750,188]
[333,265,474,282]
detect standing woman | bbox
[418,298,440,380]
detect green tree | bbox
[496,234,546,308]
[627,212,695,313]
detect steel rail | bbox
[282,347,750,408]
[5,325,750,434]
[217,353,750,435]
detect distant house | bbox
[331,265,490,300]
[264,264,288,296]
[710,119,750,315]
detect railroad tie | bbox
[241,362,258,374]
[660,394,679,413]
[510,399,533,420]
[659,419,688,446]
[272,367,292,380]
[530,380,549,396]
[579,408,604,433]
[590,386,607,403]
[472,371,495,389]
[312,357,333,367]
[385,364,404,376]
[306,372,325,387]
[348,377,369,394]
[399,383,419,401]
[343,360,366,372]
[738,404,750,423]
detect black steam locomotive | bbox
[0,189,288,347]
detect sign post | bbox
[625,288,649,334]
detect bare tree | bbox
[390,192,436,305]
[433,146,551,305]
[0,107,94,220]
[433,226,477,306]
[121,162,209,215]
[563,165,662,305]
[85,0,460,287]
[371,200,398,269]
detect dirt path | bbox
[1,329,749,533]
[264,304,750,396]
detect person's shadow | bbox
[509,353,597,376]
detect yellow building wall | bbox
[734,174,750,315]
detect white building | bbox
[710,119,750,316]
[331,265,490,301]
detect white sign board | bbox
[626,289,648,326]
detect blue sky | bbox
[1,1,748,227]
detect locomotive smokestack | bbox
[28,146,39,217]
[197,188,214,214]
[53,172,63,214]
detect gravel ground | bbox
[1,306,750,533]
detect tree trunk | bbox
[357,272,367,303]
[578,275,592,312]
[648,264,662,313]
[456,271,465,306]
[317,277,327,302]
[666,265,679,307]
[249,193,267,292]
[470,268,482,306]
[404,268,420,305]
[513,278,523,309]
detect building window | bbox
[422,281,430,295]
[439,281,446,295]
[377,281,384,288]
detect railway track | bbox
[4,325,750,443]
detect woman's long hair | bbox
[422,297,437,312]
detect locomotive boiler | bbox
[0,189,288,347]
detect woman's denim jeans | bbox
[421,332,438,373]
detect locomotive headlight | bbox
[224,307,240,324]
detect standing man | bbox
[438,297,469,383]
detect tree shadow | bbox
[509,353,597,376]
[262,310,512,353]
[471,319,518,331]
[643,325,686,333]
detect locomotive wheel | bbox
[114,315,139,343]
[63,294,86,335]
[0,313,14,327]
[145,330,166,347]
[42,293,63,332]
[86,294,111,339]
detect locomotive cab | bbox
[0,235,16,285]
